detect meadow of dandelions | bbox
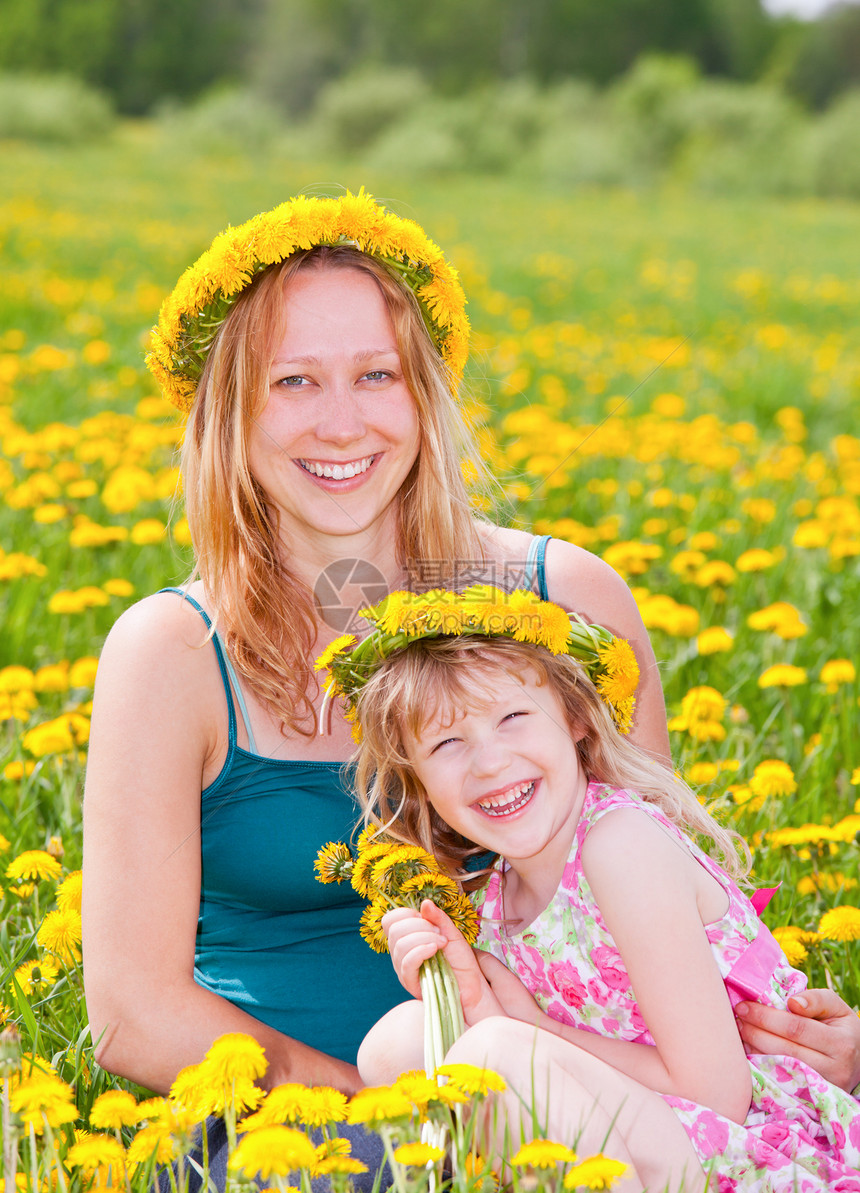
[1,135,859,1189]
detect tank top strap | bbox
[157,587,257,753]
[523,534,551,601]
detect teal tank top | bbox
[159,590,404,1065]
[159,540,550,1063]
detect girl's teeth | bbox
[479,781,535,816]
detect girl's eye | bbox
[502,710,528,724]
[430,737,458,754]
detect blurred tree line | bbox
[0,0,858,115]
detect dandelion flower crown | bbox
[146,189,470,412]
[315,584,640,734]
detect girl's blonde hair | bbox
[353,636,751,888]
[181,246,487,735]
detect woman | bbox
[81,193,859,1163]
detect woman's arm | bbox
[736,990,860,1094]
[82,596,362,1095]
[543,538,671,762]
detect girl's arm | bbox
[485,810,751,1123]
[83,597,362,1095]
[580,808,751,1121]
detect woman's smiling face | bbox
[248,264,421,553]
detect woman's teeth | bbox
[299,456,374,480]
[478,780,535,817]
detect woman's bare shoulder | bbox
[476,522,635,618]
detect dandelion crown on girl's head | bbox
[314,584,641,735]
[145,189,470,413]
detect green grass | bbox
[0,120,858,1187]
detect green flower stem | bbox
[2,1077,17,1193]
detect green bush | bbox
[366,104,467,174]
[675,82,810,195]
[0,73,114,141]
[159,87,285,154]
[609,54,701,176]
[313,67,429,152]
[808,89,860,198]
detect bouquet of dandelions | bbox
[315,829,478,1073]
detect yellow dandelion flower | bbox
[10,1073,77,1132]
[314,841,354,884]
[203,1031,268,1084]
[350,840,393,897]
[511,1140,578,1168]
[6,850,62,882]
[314,634,357,672]
[758,665,807,689]
[394,1142,445,1166]
[56,869,83,913]
[296,1085,348,1127]
[696,627,734,655]
[749,760,797,799]
[346,1085,414,1125]
[359,900,389,954]
[394,1071,468,1111]
[369,844,439,895]
[736,548,778,572]
[772,928,808,966]
[36,907,82,962]
[434,1063,506,1095]
[595,638,639,703]
[168,1062,215,1116]
[13,958,60,996]
[229,1126,317,1179]
[563,1154,631,1189]
[126,1123,178,1165]
[65,1133,126,1175]
[820,659,856,691]
[89,1089,142,1129]
[818,906,860,942]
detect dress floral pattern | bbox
[473,780,860,1191]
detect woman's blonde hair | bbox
[181,246,487,734]
[353,636,751,888]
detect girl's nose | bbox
[470,738,511,778]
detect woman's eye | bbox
[362,369,390,382]
[277,375,306,388]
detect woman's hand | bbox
[736,989,860,1093]
[383,900,503,1025]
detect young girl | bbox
[319,585,860,1193]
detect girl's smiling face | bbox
[402,667,588,872]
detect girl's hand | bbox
[383,901,504,1024]
[736,989,860,1092]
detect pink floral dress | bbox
[472,781,860,1190]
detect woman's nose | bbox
[314,384,367,444]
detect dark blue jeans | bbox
[158,1115,391,1193]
